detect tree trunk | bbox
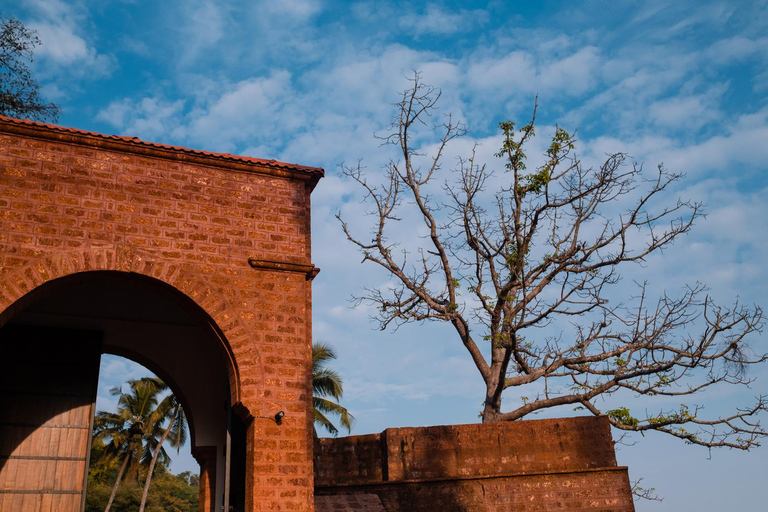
[483,399,503,421]
[482,348,506,422]
[138,404,179,512]
[104,452,129,512]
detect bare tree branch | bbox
[337,72,766,454]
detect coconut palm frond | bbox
[312,342,354,436]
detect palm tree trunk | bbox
[104,452,129,512]
[138,403,179,512]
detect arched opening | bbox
[86,355,198,511]
[0,271,248,512]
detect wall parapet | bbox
[315,416,635,512]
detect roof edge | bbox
[0,115,325,189]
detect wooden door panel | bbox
[0,325,101,512]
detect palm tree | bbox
[138,393,187,512]
[312,342,354,436]
[93,377,166,512]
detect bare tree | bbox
[0,14,60,122]
[338,73,766,451]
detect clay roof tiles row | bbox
[0,115,324,178]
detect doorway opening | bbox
[85,355,198,512]
[0,271,245,512]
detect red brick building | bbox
[0,116,322,511]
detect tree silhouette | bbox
[0,15,59,121]
[339,73,766,450]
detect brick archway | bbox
[0,245,252,410]
[0,116,322,512]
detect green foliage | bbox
[313,342,354,436]
[93,378,166,472]
[546,127,576,159]
[495,120,532,172]
[85,481,141,512]
[647,404,697,439]
[85,471,198,512]
[140,394,188,512]
[89,377,188,511]
[606,407,639,427]
[494,120,574,197]
[88,439,121,485]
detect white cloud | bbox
[119,36,152,58]
[573,107,768,305]
[312,44,434,116]
[174,0,230,65]
[704,36,768,65]
[399,4,488,37]
[96,97,185,141]
[659,121,768,178]
[538,46,601,96]
[24,0,115,78]
[29,22,89,64]
[263,0,322,19]
[23,0,72,20]
[464,45,603,110]
[646,83,728,131]
[467,51,536,95]
[182,71,299,152]
[95,354,156,413]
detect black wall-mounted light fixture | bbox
[254,411,285,425]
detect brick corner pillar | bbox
[242,260,319,511]
[192,446,218,512]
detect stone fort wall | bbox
[315,416,635,511]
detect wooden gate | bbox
[0,325,101,512]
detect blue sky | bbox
[8,0,768,509]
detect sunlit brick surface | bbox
[0,116,323,512]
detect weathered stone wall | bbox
[0,116,323,511]
[315,417,635,512]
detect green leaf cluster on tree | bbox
[89,377,189,512]
[338,72,766,452]
[0,14,59,122]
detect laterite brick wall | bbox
[315,416,635,511]
[0,116,323,511]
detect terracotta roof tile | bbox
[0,115,324,176]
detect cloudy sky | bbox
[8,0,768,509]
